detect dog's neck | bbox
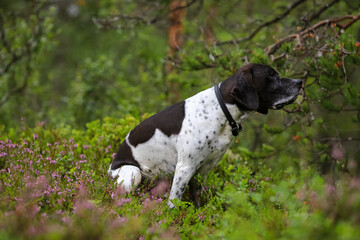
[223,99,250,123]
[218,81,251,126]
[219,77,237,105]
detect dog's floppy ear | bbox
[230,69,259,111]
[256,103,268,114]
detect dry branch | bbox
[265,14,360,55]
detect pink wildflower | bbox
[156,220,163,228]
[106,145,112,153]
[116,198,131,207]
[118,216,127,223]
[198,213,205,221]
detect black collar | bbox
[214,84,242,137]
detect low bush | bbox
[1,117,359,239]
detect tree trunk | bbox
[164,0,186,104]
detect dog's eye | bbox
[269,71,277,77]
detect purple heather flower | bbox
[156,220,163,228]
[106,145,112,153]
[38,121,47,127]
[118,216,127,223]
[198,213,205,221]
[116,198,131,207]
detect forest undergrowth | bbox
[1,117,359,240]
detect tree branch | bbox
[217,0,307,46]
[306,0,340,23]
[0,62,31,108]
[0,3,45,107]
[265,14,360,55]
[169,0,198,13]
[93,0,199,29]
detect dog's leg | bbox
[109,165,142,193]
[168,163,196,208]
[189,178,201,208]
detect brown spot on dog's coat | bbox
[128,101,185,147]
[111,140,140,170]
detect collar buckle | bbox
[231,123,242,136]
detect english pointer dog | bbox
[109,63,302,207]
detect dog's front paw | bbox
[109,165,142,193]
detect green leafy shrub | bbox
[1,118,360,239]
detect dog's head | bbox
[228,63,302,114]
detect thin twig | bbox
[306,0,340,22]
[217,0,307,46]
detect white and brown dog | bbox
[109,63,302,207]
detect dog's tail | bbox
[108,165,142,193]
